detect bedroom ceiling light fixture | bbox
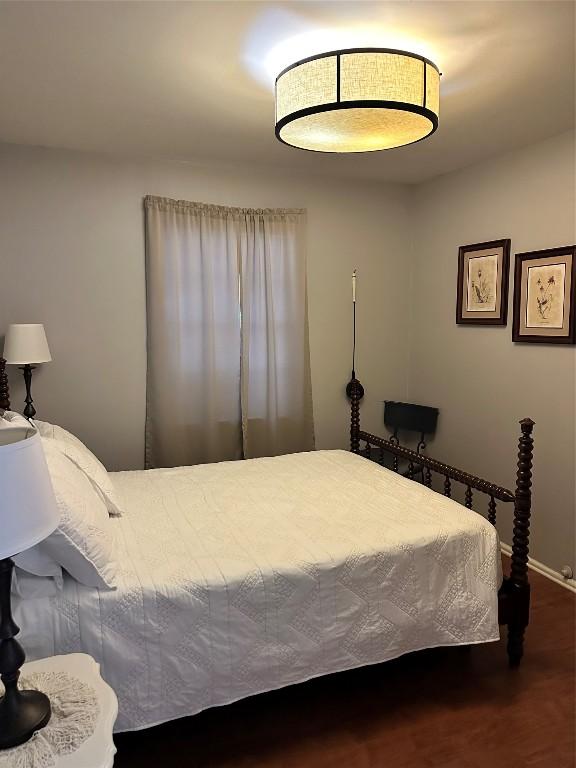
[275,47,440,153]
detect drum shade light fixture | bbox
[275,47,440,153]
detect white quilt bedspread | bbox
[15,450,500,732]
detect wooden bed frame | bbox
[346,375,534,667]
[0,356,533,666]
[0,358,9,414]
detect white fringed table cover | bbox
[0,671,99,768]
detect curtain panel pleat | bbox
[144,195,314,468]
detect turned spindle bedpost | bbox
[488,496,497,526]
[346,375,364,454]
[0,358,10,411]
[507,418,535,667]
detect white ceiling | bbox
[0,1,573,184]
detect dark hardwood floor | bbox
[115,562,575,768]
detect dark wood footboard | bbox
[346,375,535,667]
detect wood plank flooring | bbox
[115,562,575,767]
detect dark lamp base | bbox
[0,689,51,750]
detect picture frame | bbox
[456,239,511,325]
[512,245,576,344]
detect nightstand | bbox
[14,653,118,768]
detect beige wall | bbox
[1,133,574,574]
[0,143,412,470]
[409,130,576,573]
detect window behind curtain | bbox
[144,196,314,468]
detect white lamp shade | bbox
[0,427,59,559]
[3,324,52,364]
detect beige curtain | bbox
[145,197,242,468]
[239,212,314,458]
[144,196,314,468]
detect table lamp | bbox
[3,324,52,419]
[0,424,59,749]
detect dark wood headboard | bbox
[0,357,10,411]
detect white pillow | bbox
[33,419,122,517]
[13,545,63,585]
[39,439,117,590]
[0,410,30,429]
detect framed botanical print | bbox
[456,239,510,325]
[512,245,576,344]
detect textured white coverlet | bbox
[16,450,500,732]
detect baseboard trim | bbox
[501,542,576,593]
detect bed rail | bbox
[357,430,515,504]
[347,374,534,668]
